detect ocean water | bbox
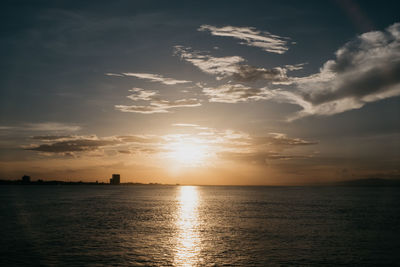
[1,185,399,266]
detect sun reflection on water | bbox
[174,186,201,266]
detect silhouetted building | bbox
[22,175,30,184]
[110,174,120,185]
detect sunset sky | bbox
[1,0,399,185]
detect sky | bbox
[0,0,399,185]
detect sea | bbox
[1,185,399,266]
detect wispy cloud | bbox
[174,46,245,79]
[172,123,200,127]
[115,87,201,114]
[174,46,299,83]
[105,73,124,77]
[285,63,306,71]
[218,132,317,164]
[199,83,271,103]
[126,88,158,101]
[198,25,290,54]
[115,99,201,114]
[254,133,318,147]
[0,122,81,132]
[26,122,81,132]
[106,72,191,85]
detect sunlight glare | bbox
[174,186,202,266]
[165,141,209,166]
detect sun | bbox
[165,141,209,166]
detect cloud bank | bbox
[25,127,317,165]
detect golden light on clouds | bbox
[14,122,324,184]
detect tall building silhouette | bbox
[110,174,120,185]
[22,175,31,184]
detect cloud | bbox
[25,122,81,132]
[0,126,14,130]
[179,23,400,120]
[126,88,158,101]
[116,87,201,114]
[172,123,200,127]
[285,63,306,71]
[218,151,310,165]
[26,134,163,155]
[105,73,124,77]
[117,135,162,143]
[198,25,290,54]
[254,133,318,147]
[115,98,201,114]
[115,104,169,114]
[26,136,119,153]
[231,65,290,84]
[273,22,400,119]
[25,125,317,167]
[216,132,317,164]
[174,45,245,79]
[0,122,81,132]
[31,135,74,141]
[218,132,317,165]
[106,72,191,85]
[174,46,299,83]
[199,83,270,103]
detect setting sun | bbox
[164,141,210,166]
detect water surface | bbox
[1,185,399,266]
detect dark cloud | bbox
[27,139,119,153]
[261,22,400,119]
[32,135,73,141]
[293,22,400,117]
[26,134,162,154]
[231,65,289,83]
[304,55,400,105]
[174,46,298,84]
[117,135,161,143]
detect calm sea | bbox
[1,185,399,266]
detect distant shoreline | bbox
[0,180,171,186]
[1,178,400,187]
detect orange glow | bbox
[164,140,211,166]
